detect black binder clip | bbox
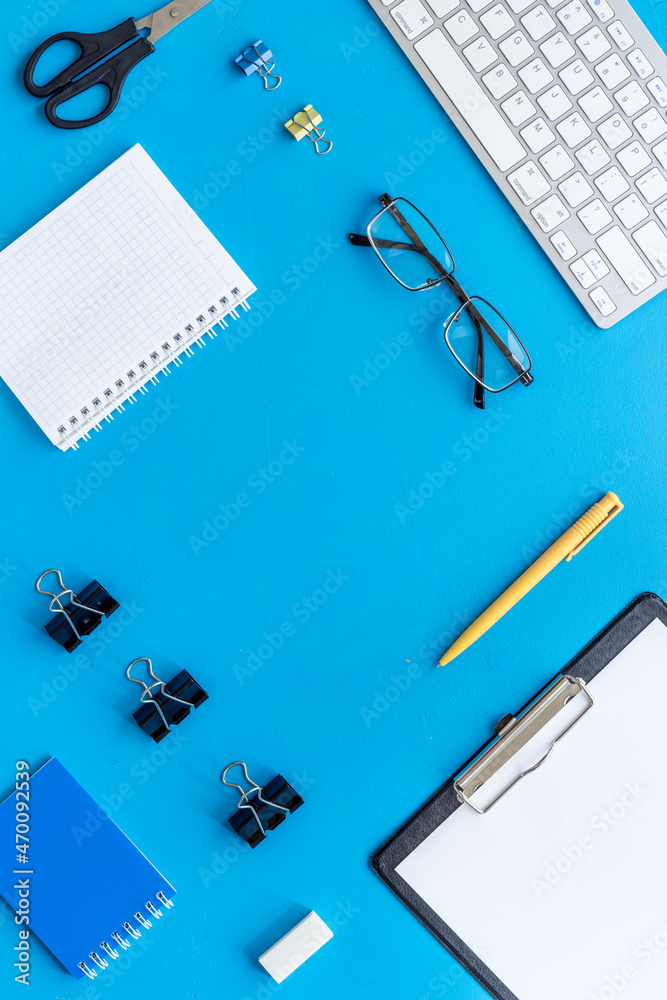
[36,569,119,653]
[126,657,208,743]
[222,761,304,848]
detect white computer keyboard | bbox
[366,0,667,326]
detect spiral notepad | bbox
[0,144,255,451]
[0,758,175,981]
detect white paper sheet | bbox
[397,618,667,1000]
[0,144,255,449]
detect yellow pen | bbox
[439,491,624,666]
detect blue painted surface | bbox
[0,0,665,997]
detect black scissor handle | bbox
[43,37,154,130]
[24,18,141,98]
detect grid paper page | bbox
[0,145,255,450]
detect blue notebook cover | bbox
[0,757,175,980]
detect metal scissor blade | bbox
[136,0,213,44]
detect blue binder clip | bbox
[37,569,119,653]
[126,657,209,743]
[222,762,303,848]
[234,40,281,90]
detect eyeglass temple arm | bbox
[348,233,452,280]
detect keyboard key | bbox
[531,193,571,230]
[502,90,537,124]
[540,144,574,181]
[521,116,556,151]
[426,0,461,13]
[557,1,592,34]
[597,225,655,292]
[556,111,592,146]
[633,107,667,143]
[499,31,535,66]
[506,0,533,13]
[541,32,575,68]
[538,85,573,120]
[559,170,594,205]
[444,10,479,43]
[576,139,611,173]
[482,63,517,98]
[540,143,575,178]
[507,160,552,204]
[627,49,653,79]
[589,286,616,315]
[633,220,667,276]
[521,5,556,40]
[583,248,610,278]
[415,31,527,170]
[560,59,594,95]
[463,36,498,71]
[597,113,632,148]
[616,140,651,176]
[586,0,614,22]
[653,137,667,171]
[614,80,649,117]
[595,165,630,200]
[480,3,515,38]
[550,229,577,258]
[655,200,667,226]
[614,192,649,227]
[647,77,667,108]
[596,53,630,89]
[578,198,613,232]
[518,58,554,93]
[391,0,435,38]
[579,86,614,121]
[570,257,596,286]
[606,19,633,50]
[576,26,611,61]
[468,0,494,11]
[636,167,667,204]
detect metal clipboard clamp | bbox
[454,674,594,815]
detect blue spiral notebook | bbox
[0,757,175,981]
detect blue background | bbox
[0,0,666,997]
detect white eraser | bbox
[258,910,333,984]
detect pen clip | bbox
[566,493,623,561]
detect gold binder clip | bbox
[284,105,332,156]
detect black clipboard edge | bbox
[371,594,667,1000]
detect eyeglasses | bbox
[349,194,533,409]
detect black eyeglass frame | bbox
[349,195,533,409]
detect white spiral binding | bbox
[77,894,173,980]
[57,287,252,451]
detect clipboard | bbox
[372,593,667,1000]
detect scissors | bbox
[24,0,212,130]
